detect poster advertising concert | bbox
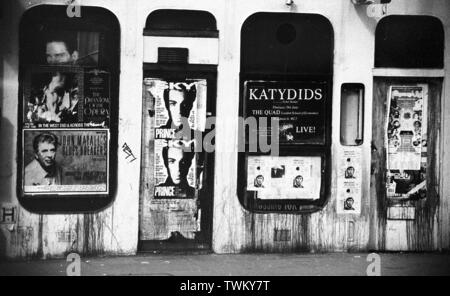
[22,129,109,195]
[244,81,327,146]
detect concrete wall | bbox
[0,0,449,258]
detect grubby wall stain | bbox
[82,214,105,256]
[0,207,124,259]
[0,229,7,260]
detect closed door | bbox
[138,67,216,251]
[370,77,442,251]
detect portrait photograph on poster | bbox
[11,4,121,213]
[145,78,207,132]
[17,18,116,205]
[23,66,83,126]
[23,66,111,128]
[22,129,109,195]
[154,139,197,199]
[22,29,100,67]
[336,148,362,214]
[144,78,208,200]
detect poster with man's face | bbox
[145,78,207,132]
[22,129,109,194]
[23,29,100,66]
[21,26,112,130]
[23,66,111,128]
[23,67,83,126]
[18,10,118,202]
[145,78,207,199]
[336,148,362,214]
[154,139,197,199]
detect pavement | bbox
[1,252,450,276]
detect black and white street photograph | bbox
[0,0,450,288]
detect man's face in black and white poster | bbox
[163,83,197,129]
[35,140,57,169]
[163,144,194,186]
[167,89,186,128]
[167,147,184,185]
[46,41,79,65]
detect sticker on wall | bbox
[247,156,321,200]
[385,85,428,200]
[0,203,17,224]
[337,148,362,214]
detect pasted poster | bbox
[154,139,197,199]
[145,79,207,132]
[22,129,108,194]
[145,79,207,199]
[82,69,111,127]
[247,156,321,200]
[386,85,428,199]
[23,66,110,128]
[337,148,362,214]
[24,29,100,66]
[244,81,327,145]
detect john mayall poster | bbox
[244,81,327,145]
[23,66,110,128]
[22,129,109,194]
[246,156,321,200]
[386,85,428,198]
[145,79,207,199]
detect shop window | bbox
[139,9,218,246]
[238,13,334,213]
[18,5,120,212]
[340,84,364,146]
[375,16,444,68]
[241,12,333,76]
